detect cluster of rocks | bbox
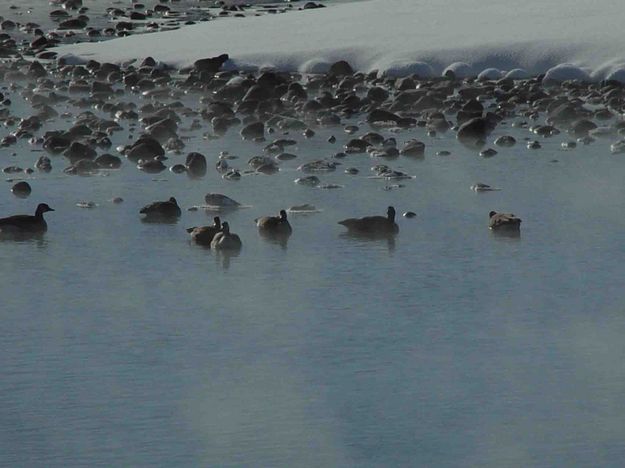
[2,42,625,202]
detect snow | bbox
[55,0,625,81]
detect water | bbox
[2,4,625,468]
[2,95,625,465]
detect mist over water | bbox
[2,92,625,466]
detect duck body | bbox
[140,197,181,219]
[489,211,521,230]
[339,206,399,235]
[0,203,54,233]
[186,217,221,246]
[255,209,292,236]
[210,222,242,250]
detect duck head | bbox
[489,211,497,218]
[280,209,288,221]
[221,222,230,234]
[169,197,178,205]
[213,216,221,228]
[387,206,396,221]
[36,203,55,216]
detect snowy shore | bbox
[55,0,625,81]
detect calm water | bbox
[2,5,625,468]
[2,93,625,466]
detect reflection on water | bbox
[140,216,181,225]
[490,229,522,239]
[340,231,397,252]
[214,248,241,270]
[258,231,290,250]
[0,231,47,247]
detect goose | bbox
[210,222,242,250]
[255,209,292,236]
[0,203,54,233]
[338,206,399,235]
[139,197,181,219]
[186,217,221,246]
[489,211,521,230]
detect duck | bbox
[489,211,521,230]
[139,197,181,219]
[338,206,399,235]
[0,203,54,233]
[186,216,221,246]
[255,209,292,236]
[210,222,242,250]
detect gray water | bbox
[2,4,625,468]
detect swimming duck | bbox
[338,206,399,234]
[210,222,242,250]
[0,203,54,233]
[255,209,292,236]
[186,216,221,246]
[489,211,521,230]
[139,197,181,219]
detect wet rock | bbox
[457,117,495,149]
[367,108,401,125]
[275,152,297,161]
[170,164,187,174]
[298,160,337,172]
[94,153,122,169]
[43,134,71,153]
[64,158,99,175]
[240,121,264,140]
[204,193,241,208]
[344,138,370,153]
[185,152,207,177]
[64,141,96,162]
[124,136,164,162]
[400,139,425,157]
[11,181,31,198]
[570,119,597,137]
[329,60,353,76]
[59,18,88,29]
[494,135,516,147]
[35,155,52,172]
[137,158,166,173]
[294,175,321,186]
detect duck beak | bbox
[48,207,55,212]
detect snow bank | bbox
[55,0,625,80]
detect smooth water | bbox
[2,5,625,467]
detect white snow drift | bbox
[56,0,625,81]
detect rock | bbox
[35,155,52,172]
[240,121,264,140]
[11,181,31,198]
[193,54,229,73]
[494,135,516,147]
[457,117,495,149]
[329,60,354,77]
[185,152,207,177]
[94,153,122,169]
[367,108,401,124]
[399,139,425,157]
[137,159,166,173]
